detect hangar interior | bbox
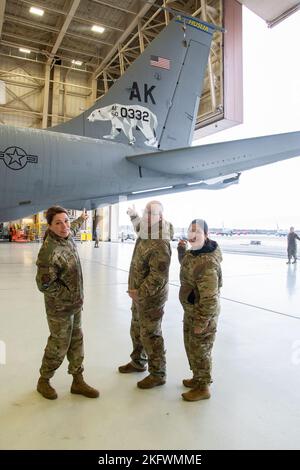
[1,0,300,451]
[1,0,298,236]
[0,0,243,239]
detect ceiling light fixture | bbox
[19,47,31,54]
[91,25,105,33]
[72,60,83,66]
[29,6,44,16]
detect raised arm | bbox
[70,210,87,236]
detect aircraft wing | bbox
[127,130,300,180]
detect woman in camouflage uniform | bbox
[178,219,222,401]
[36,206,99,400]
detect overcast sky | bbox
[119,7,300,230]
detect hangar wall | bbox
[0,57,95,129]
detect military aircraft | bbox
[1,14,300,222]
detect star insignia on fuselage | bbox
[0,146,38,170]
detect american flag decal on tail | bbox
[150,55,170,70]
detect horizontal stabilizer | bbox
[127,131,300,179]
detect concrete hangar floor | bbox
[0,239,299,450]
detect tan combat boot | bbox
[118,362,147,373]
[181,385,210,401]
[182,378,198,388]
[37,377,57,400]
[137,374,166,389]
[71,373,99,398]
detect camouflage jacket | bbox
[178,240,222,327]
[128,226,172,310]
[36,216,84,312]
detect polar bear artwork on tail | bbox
[87,104,158,147]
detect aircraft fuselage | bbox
[0,125,194,220]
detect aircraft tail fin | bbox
[53,15,219,150]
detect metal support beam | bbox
[5,14,59,33]
[93,0,157,79]
[103,71,108,93]
[51,66,60,126]
[5,87,36,112]
[2,31,52,48]
[20,0,67,16]
[0,105,42,117]
[0,0,6,38]
[163,0,170,25]
[87,77,97,107]
[0,105,73,121]
[73,15,123,32]
[0,39,49,57]
[91,0,136,15]
[0,51,94,74]
[42,64,50,128]
[19,0,136,29]
[138,19,145,53]
[118,45,125,75]
[2,32,104,60]
[47,0,81,65]
[0,68,44,83]
[0,79,39,89]
[5,87,42,108]
[4,14,115,46]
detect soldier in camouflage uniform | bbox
[119,201,173,389]
[36,206,99,400]
[177,219,222,401]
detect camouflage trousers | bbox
[130,302,166,378]
[40,306,84,379]
[183,307,218,386]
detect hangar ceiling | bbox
[0,0,227,130]
[0,0,223,77]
